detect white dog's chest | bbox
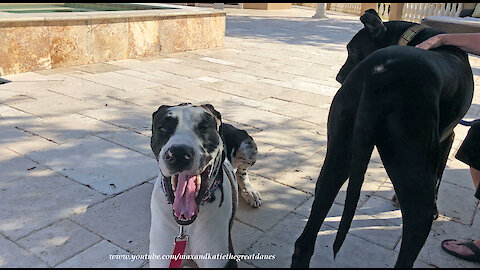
[149,160,237,268]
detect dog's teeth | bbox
[195,175,201,197]
[172,175,177,191]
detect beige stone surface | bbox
[159,17,188,53]
[46,20,94,69]
[128,17,161,58]
[17,219,102,267]
[91,18,129,62]
[0,21,51,75]
[1,10,225,75]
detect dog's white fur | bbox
[149,160,237,268]
[149,105,259,267]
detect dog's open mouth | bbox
[171,166,210,225]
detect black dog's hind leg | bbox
[377,115,439,268]
[433,131,455,220]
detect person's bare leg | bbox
[442,167,480,256]
[470,167,480,190]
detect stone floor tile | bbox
[1,126,57,155]
[212,100,291,131]
[358,195,403,226]
[148,84,232,104]
[373,179,396,201]
[253,119,327,158]
[235,174,311,231]
[73,63,127,74]
[0,147,39,183]
[437,181,478,226]
[237,260,255,268]
[202,80,289,101]
[272,102,330,125]
[231,221,264,254]
[42,73,125,106]
[78,102,153,132]
[8,93,97,118]
[0,234,49,268]
[273,89,332,107]
[223,95,285,112]
[442,157,476,191]
[17,219,102,267]
[112,87,193,111]
[72,71,160,91]
[210,70,261,83]
[71,183,153,255]
[399,215,480,268]
[56,240,145,268]
[0,169,105,240]
[243,212,398,268]
[250,147,308,180]
[95,129,153,157]
[26,136,157,195]
[16,113,119,145]
[273,154,325,195]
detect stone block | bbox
[17,219,102,267]
[56,240,145,267]
[26,136,157,195]
[0,169,105,240]
[71,183,153,255]
[0,234,48,267]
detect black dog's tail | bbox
[332,88,380,258]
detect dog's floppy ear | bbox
[152,105,171,120]
[201,103,223,137]
[201,103,222,124]
[360,9,386,39]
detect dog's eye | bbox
[198,123,213,130]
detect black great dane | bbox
[292,9,474,268]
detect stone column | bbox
[361,3,378,13]
[313,3,327,18]
[389,3,405,21]
[213,3,224,10]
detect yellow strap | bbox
[398,24,429,46]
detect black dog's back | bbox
[292,9,474,268]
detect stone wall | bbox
[0,11,225,75]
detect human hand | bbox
[415,34,444,50]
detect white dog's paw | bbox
[240,184,262,208]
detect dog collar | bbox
[398,24,429,46]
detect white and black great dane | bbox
[149,103,261,268]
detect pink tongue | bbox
[172,173,198,220]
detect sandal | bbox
[441,239,480,263]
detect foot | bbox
[240,184,262,208]
[441,239,480,262]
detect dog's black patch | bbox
[196,111,221,154]
[150,105,177,160]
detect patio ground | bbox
[1,6,480,268]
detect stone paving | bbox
[1,6,480,268]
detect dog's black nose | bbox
[164,145,195,172]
